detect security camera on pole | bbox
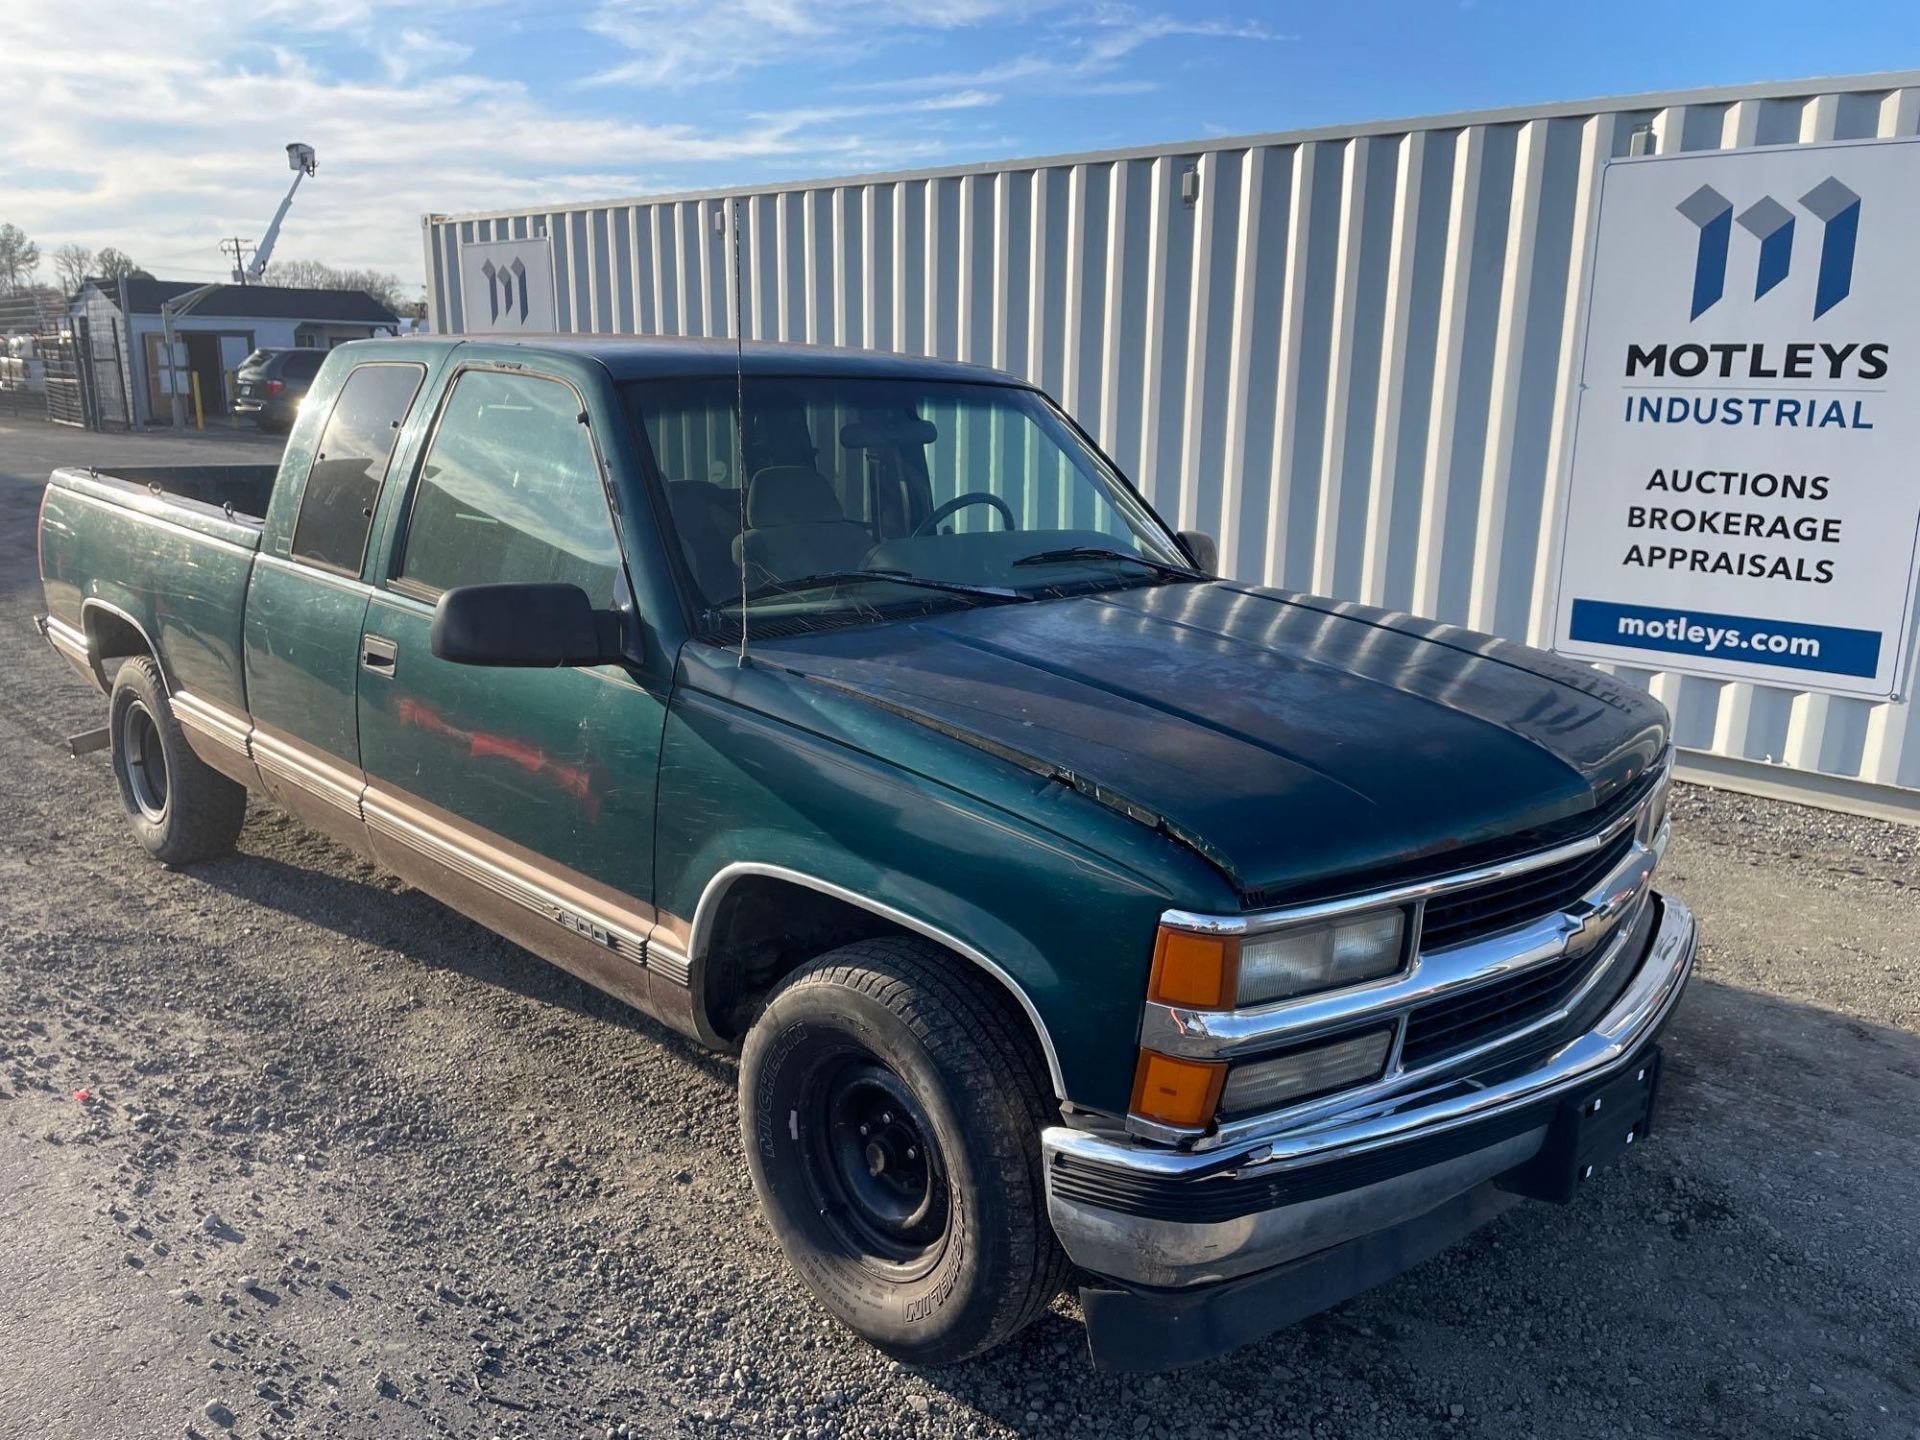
[162,143,317,429]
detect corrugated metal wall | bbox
[425,71,1920,818]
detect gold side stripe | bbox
[644,941,691,987]
[172,691,251,756]
[160,704,681,989]
[362,791,653,968]
[44,615,91,664]
[250,732,361,815]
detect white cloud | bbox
[0,1,1277,292]
[1065,2,1286,60]
[0,1,1001,289]
[382,27,477,82]
[580,0,1059,88]
[843,2,1284,94]
[747,88,1001,127]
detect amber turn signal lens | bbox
[1148,927,1240,1009]
[1130,1050,1228,1129]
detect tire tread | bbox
[761,936,1072,1359]
[110,657,248,866]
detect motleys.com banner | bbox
[1553,136,1920,700]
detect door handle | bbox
[361,634,398,675]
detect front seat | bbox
[734,466,871,589]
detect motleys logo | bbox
[1676,177,1860,320]
[479,256,531,326]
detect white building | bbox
[74,277,399,426]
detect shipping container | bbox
[424,69,1920,822]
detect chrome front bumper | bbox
[1042,893,1696,1290]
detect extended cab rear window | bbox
[289,363,426,577]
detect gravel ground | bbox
[0,416,1916,1440]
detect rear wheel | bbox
[108,657,247,866]
[739,936,1070,1364]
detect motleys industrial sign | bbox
[1553,136,1920,700]
[456,236,558,335]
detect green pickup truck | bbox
[36,336,1695,1370]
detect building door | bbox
[142,332,176,421]
[184,333,225,416]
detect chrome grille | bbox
[1402,892,1653,1067]
[1401,941,1608,1066]
[1420,827,1638,952]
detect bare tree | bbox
[258,257,334,290]
[92,247,150,281]
[260,257,410,312]
[53,243,92,295]
[0,223,41,292]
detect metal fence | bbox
[0,289,63,423]
[424,70,1920,821]
[0,289,129,430]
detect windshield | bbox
[626,375,1192,628]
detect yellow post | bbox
[190,372,205,431]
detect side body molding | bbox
[40,613,97,688]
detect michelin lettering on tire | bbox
[754,1021,807,1161]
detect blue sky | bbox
[1,1,1914,298]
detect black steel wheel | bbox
[108,657,248,866]
[118,697,170,821]
[739,936,1070,1364]
[805,1056,949,1272]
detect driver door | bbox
[355,365,669,1005]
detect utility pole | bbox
[219,237,255,284]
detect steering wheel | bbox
[912,491,1017,537]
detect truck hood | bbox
[746,582,1669,902]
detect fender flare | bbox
[79,598,166,692]
[685,861,1069,1101]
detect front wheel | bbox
[739,937,1070,1364]
[109,657,248,866]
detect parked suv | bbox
[233,347,325,432]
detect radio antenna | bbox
[731,194,750,668]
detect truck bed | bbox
[63,463,279,524]
[38,463,272,714]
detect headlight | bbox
[1148,908,1411,1010]
[1235,908,1408,1006]
[1218,1028,1394,1114]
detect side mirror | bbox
[430,583,626,668]
[1178,529,1219,576]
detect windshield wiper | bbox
[1010,546,1203,581]
[717,569,1027,610]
